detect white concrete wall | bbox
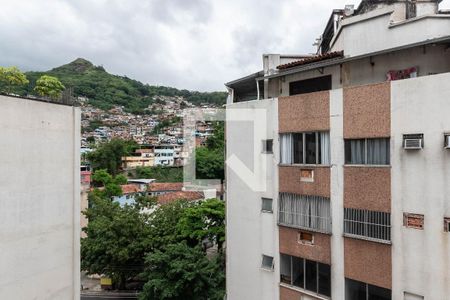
[0,96,80,300]
[391,72,450,300]
[332,9,450,58]
[345,44,450,87]
[226,98,279,300]
[330,89,345,300]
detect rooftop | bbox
[157,191,204,205]
[148,182,184,192]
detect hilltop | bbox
[15,58,227,114]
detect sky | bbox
[0,0,449,92]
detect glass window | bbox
[262,139,273,154]
[261,255,274,270]
[261,198,273,213]
[293,133,303,164]
[305,133,317,164]
[345,138,390,165]
[292,256,304,289]
[345,139,365,164]
[368,284,391,300]
[305,259,317,292]
[346,278,367,300]
[318,263,331,297]
[367,139,390,165]
[280,254,291,284]
[345,278,392,300]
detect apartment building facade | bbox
[225,1,450,299]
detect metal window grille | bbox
[344,208,391,243]
[278,193,331,233]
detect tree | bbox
[195,122,225,181]
[177,199,225,251]
[147,200,194,250]
[81,196,152,290]
[134,166,183,182]
[87,139,138,176]
[0,66,29,94]
[139,242,225,300]
[34,75,65,99]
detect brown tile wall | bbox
[344,238,392,289]
[344,166,391,213]
[279,91,330,133]
[280,286,302,300]
[343,82,390,139]
[279,166,330,198]
[279,226,331,265]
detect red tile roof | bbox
[157,191,204,205]
[277,51,344,70]
[120,184,141,194]
[148,182,184,192]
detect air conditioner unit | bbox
[404,138,423,150]
[445,135,450,149]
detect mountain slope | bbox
[17,58,227,113]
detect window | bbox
[262,139,273,154]
[345,278,391,300]
[345,138,390,165]
[280,132,330,165]
[444,133,450,149]
[444,218,450,232]
[280,254,331,297]
[344,208,391,243]
[403,213,424,230]
[289,75,332,96]
[278,193,331,233]
[261,198,273,213]
[261,255,274,270]
[298,231,314,245]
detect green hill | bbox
[15,58,227,113]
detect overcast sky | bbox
[0,0,449,92]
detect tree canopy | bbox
[195,122,225,181]
[87,138,138,176]
[139,243,225,300]
[34,75,65,99]
[0,66,29,94]
[81,195,226,297]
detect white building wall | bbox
[391,72,450,300]
[226,98,279,300]
[332,9,450,57]
[0,96,80,300]
[329,89,345,300]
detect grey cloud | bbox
[0,0,448,91]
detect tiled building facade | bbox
[225,1,450,299]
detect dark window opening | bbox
[289,75,332,96]
[345,278,391,300]
[280,254,330,297]
[262,139,273,154]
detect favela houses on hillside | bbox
[225,1,450,300]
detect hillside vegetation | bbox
[13,58,227,113]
